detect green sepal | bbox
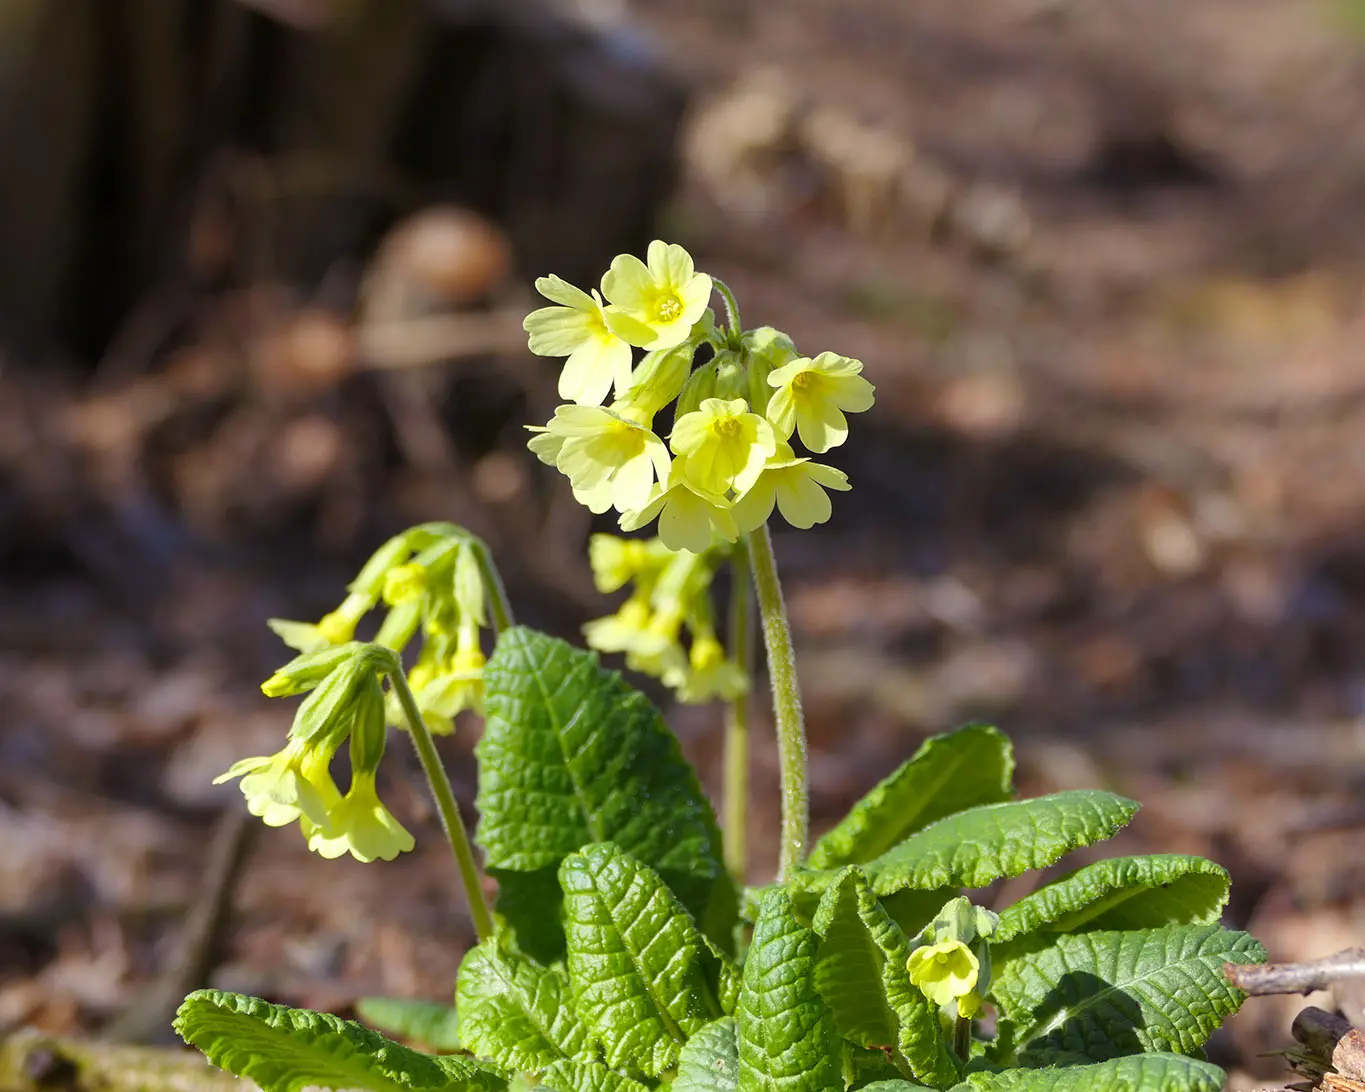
[735,888,841,1092]
[994,855,1229,945]
[990,925,1265,1065]
[559,843,735,1077]
[353,997,461,1051]
[173,990,505,1092]
[809,724,1015,870]
[455,933,591,1071]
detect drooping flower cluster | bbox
[582,534,747,704]
[524,241,872,553]
[268,523,494,734]
[215,644,415,863]
[219,525,500,862]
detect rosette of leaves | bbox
[176,627,1263,1092]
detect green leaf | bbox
[455,935,591,1071]
[951,1053,1226,1091]
[857,1083,938,1092]
[810,869,957,1088]
[477,629,734,954]
[991,924,1264,1064]
[174,990,505,1092]
[810,724,1014,870]
[863,791,1140,895]
[736,888,841,1092]
[675,1018,738,1092]
[995,856,1229,945]
[560,843,735,1077]
[491,867,566,965]
[539,1059,653,1092]
[353,997,461,1051]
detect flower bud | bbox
[743,326,799,414]
[382,562,428,605]
[373,598,422,652]
[453,542,487,626]
[675,358,718,420]
[262,641,364,697]
[348,531,419,600]
[618,343,694,419]
[712,350,749,404]
[348,674,389,775]
[290,645,387,744]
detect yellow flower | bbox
[416,623,486,720]
[732,443,851,532]
[523,275,633,406]
[674,634,748,704]
[527,427,615,513]
[906,939,980,1009]
[669,397,776,496]
[306,770,415,863]
[541,404,672,514]
[766,351,875,453]
[382,562,428,605]
[583,594,655,655]
[588,535,654,593]
[620,460,739,554]
[215,738,339,829]
[268,591,373,654]
[601,241,714,351]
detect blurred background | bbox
[3,0,1365,1084]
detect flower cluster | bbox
[524,241,872,553]
[582,534,747,704]
[215,644,415,863]
[906,896,1000,1022]
[268,523,494,735]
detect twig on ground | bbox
[1292,1006,1365,1082]
[1227,949,1365,996]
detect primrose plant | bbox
[175,242,1264,1092]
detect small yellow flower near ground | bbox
[766,351,876,453]
[541,404,672,514]
[620,461,739,555]
[675,634,748,704]
[306,770,416,863]
[670,397,776,496]
[732,443,851,532]
[906,939,981,1009]
[601,241,714,351]
[523,274,633,406]
[215,738,339,829]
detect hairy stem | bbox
[387,658,495,940]
[745,522,808,881]
[469,538,515,633]
[723,540,754,882]
[713,278,744,347]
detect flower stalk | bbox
[723,540,753,882]
[746,522,808,881]
[384,651,495,941]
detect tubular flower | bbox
[620,460,739,555]
[588,535,655,593]
[670,397,776,497]
[306,769,415,863]
[268,591,373,654]
[541,403,672,514]
[416,622,487,721]
[215,737,339,829]
[601,240,714,351]
[527,427,615,513]
[523,275,633,406]
[732,443,851,532]
[583,594,655,655]
[674,633,748,704]
[766,351,876,453]
[906,939,981,1009]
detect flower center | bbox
[792,371,815,390]
[655,295,683,322]
[714,416,742,438]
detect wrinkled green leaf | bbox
[491,866,566,966]
[951,1053,1226,1091]
[863,791,1140,895]
[810,724,1014,870]
[995,856,1229,945]
[675,1018,738,1092]
[991,925,1264,1064]
[856,1083,937,1092]
[477,629,734,955]
[560,843,734,1078]
[354,997,461,1051]
[455,936,590,1071]
[174,990,505,1092]
[810,868,957,1087]
[736,888,841,1092]
[539,1059,653,1092]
